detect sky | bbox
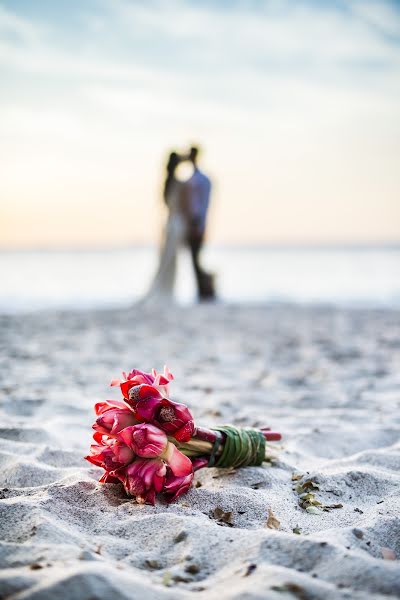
[0,0,400,247]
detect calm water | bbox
[1,246,399,313]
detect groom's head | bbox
[189,146,199,166]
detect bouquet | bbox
[85,367,281,505]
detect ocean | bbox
[1,245,399,313]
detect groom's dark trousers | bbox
[188,231,204,284]
[187,226,215,300]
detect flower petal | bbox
[164,442,193,477]
[95,400,126,415]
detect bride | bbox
[143,152,189,302]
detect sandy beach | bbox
[0,303,399,599]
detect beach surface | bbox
[0,303,399,599]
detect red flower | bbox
[113,458,167,505]
[163,469,194,502]
[118,423,168,458]
[85,437,134,471]
[93,406,138,437]
[123,384,195,442]
[111,366,173,401]
[119,423,193,476]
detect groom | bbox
[185,146,216,300]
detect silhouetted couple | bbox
[145,146,215,303]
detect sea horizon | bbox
[1,241,400,253]
[1,244,399,314]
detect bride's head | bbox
[164,152,181,201]
[166,152,180,177]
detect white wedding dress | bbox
[143,180,187,303]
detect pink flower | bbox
[163,469,194,502]
[162,440,193,476]
[85,438,134,471]
[114,458,167,505]
[123,384,195,442]
[118,423,193,476]
[93,406,138,437]
[118,424,168,458]
[94,399,127,415]
[111,366,173,400]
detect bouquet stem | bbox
[195,425,281,443]
[170,424,281,467]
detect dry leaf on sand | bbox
[266,509,280,529]
[381,547,396,560]
[213,507,234,525]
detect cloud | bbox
[104,0,400,68]
[350,0,400,37]
[1,0,399,124]
[2,0,400,83]
[1,0,399,152]
[0,4,41,42]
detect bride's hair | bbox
[163,152,180,202]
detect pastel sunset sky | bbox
[1,0,399,247]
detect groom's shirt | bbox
[187,168,211,233]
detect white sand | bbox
[0,303,399,599]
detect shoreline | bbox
[1,299,400,319]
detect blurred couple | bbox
[144,146,216,303]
